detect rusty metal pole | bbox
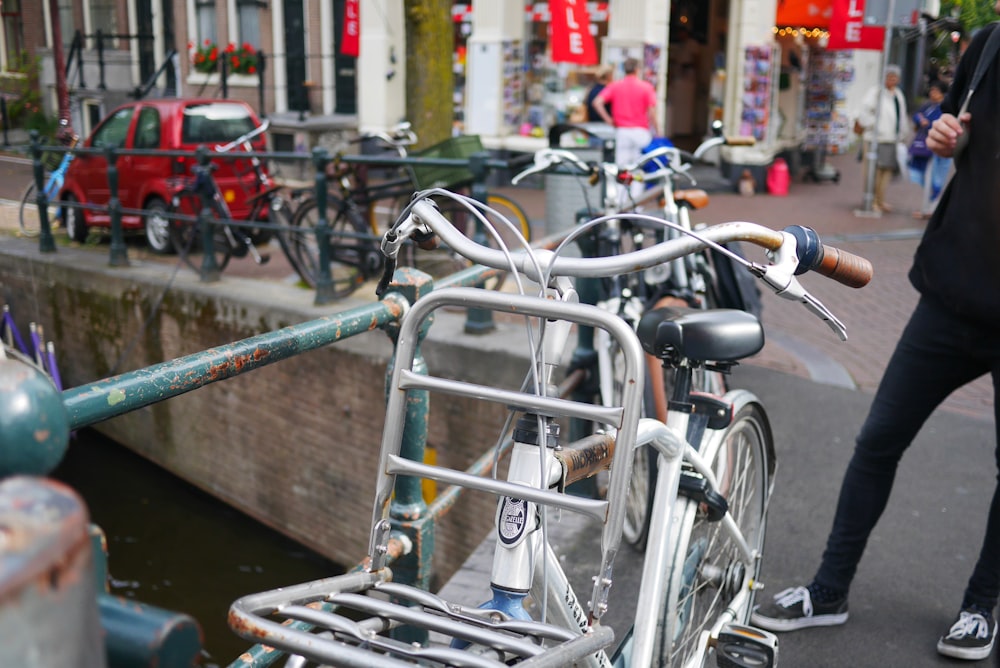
[47,0,74,134]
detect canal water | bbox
[52,428,344,666]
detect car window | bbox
[134,107,161,149]
[181,103,257,145]
[92,108,135,149]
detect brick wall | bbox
[0,244,537,584]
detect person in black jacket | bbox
[750,18,1000,662]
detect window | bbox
[134,107,161,149]
[195,0,217,45]
[56,0,76,49]
[88,0,117,38]
[91,107,135,149]
[181,103,256,144]
[237,0,260,48]
[1,0,23,66]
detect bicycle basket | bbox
[408,134,484,190]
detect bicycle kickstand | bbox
[244,238,270,265]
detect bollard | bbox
[311,147,337,305]
[0,356,70,476]
[29,131,56,253]
[105,146,129,266]
[1,97,9,147]
[463,151,496,334]
[0,477,107,667]
[381,267,434,645]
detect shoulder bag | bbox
[953,24,1000,163]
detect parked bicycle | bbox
[510,127,758,548]
[18,128,79,238]
[229,188,872,667]
[166,120,303,276]
[287,124,531,296]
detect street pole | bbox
[47,0,74,135]
[859,0,897,217]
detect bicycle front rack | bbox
[229,288,645,666]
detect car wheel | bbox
[63,194,87,243]
[144,197,174,254]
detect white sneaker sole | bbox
[936,638,995,661]
[750,610,848,632]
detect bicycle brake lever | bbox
[375,256,397,298]
[760,267,848,341]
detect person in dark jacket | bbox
[750,19,1000,662]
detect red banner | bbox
[341,0,359,57]
[549,0,597,64]
[827,0,885,50]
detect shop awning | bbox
[776,0,832,27]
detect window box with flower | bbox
[190,40,219,74]
[225,43,259,76]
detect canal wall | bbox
[0,237,534,585]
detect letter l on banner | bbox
[341,0,360,57]
[828,0,885,50]
[550,0,597,64]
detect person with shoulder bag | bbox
[750,14,1000,662]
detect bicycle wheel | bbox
[657,402,772,667]
[287,195,377,298]
[413,193,532,289]
[168,191,232,273]
[18,181,53,238]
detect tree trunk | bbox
[404,0,454,149]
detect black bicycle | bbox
[287,125,531,298]
[166,120,302,275]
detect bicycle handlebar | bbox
[380,196,873,340]
[510,148,596,185]
[215,119,271,153]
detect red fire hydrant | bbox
[767,158,790,196]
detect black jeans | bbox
[813,296,1000,611]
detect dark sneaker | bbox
[937,609,996,660]
[750,586,849,632]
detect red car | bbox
[58,98,268,253]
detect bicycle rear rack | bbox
[229,288,646,666]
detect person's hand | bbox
[926,112,968,157]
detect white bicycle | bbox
[229,190,871,667]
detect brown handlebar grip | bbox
[725,135,756,146]
[815,245,873,288]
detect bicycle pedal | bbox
[257,253,271,265]
[715,623,778,668]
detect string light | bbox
[772,26,830,40]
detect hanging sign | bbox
[827,0,885,50]
[341,0,360,57]
[549,0,597,64]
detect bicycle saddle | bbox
[637,306,764,363]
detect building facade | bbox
[5,1,943,180]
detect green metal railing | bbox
[26,132,524,305]
[0,259,532,665]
